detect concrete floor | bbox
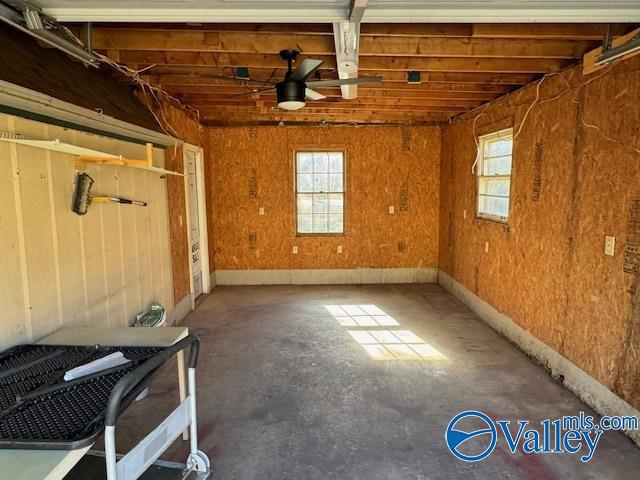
[112,284,640,479]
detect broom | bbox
[72,173,147,215]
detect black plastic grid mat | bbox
[0,344,166,449]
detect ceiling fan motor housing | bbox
[277,81,306,104]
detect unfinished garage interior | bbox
[0,1,640,479]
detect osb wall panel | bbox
[0,113,173,350]
[206,126,440,270]
[439,56,640,409]
[147,97,205,304]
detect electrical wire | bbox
[93,51,201,140]
[469,59,638,173]
[574,99,640,155]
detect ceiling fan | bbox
[236,50,381,111]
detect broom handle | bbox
[91,196,148,207]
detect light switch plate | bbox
[484,242,489,253]
[463,209,467,219]
[389,206,395,214]
[604,235,615,256]
[292,246,298,254]
[259,207,265,216]
[337,245,343,254]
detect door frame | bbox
[183,143,211,310]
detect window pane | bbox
[483,155,512,176]
[313,174,329,192]
[313,193,329,213]
[329,173,343,193]
[296,152,345,234]
[313,214,328,233]
[314,153,329,173]
[329,214,343,233]
[479,196,509,218]
[329,153,343,173]
[485,139,512,158]
[329,194,344,214]
[482,178,510,196]
[298,214,312,233]
[297,193,313,214]
[297,153,313,173]
[297,173,313,192]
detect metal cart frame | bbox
[102,334,210,479]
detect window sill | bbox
[296,233,346,237]
[476,214,509,226]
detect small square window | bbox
[476,129,513,223]
[296,151,345,234]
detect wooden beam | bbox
[195,105,467,115]
[91,28,593,59]
[189,98,480,110]
[175,89,501,101]
[95,23,620,40]
[151,81,514,97]
[201,111,451,125]
[471,23,627,40]
[142,69,534,86]
[114,50,568,73]
[183,94,484,106]
[583,27,640,75]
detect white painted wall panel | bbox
[0,113,174,350]
[0,116,29,347]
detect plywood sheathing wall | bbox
[206,126,440,271]
[439,55,640,409]
[140,95,208,305]
[0,113,173,350]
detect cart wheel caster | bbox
[187,450,211,472]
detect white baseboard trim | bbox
[172,294,192,325]
[214,267,438,286]
[438,270,640,447]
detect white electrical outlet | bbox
[337,245,343,254]
[604,235,616,256]
[389,206,395,214]
[292,245,299,254]
[484,242,489,253]
[259,207,265,216]
[463,209,467,219]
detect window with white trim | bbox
[476,128,513,223]
[296,151,345,234]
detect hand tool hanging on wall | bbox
[72,173,147,215]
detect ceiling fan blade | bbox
[229,86,277,98]
[306,77,382,88]
[305,88,326,101]
[289,58,324,82]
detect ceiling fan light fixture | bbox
[276,81,306,111]
[278,100,306,111]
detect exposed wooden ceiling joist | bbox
[84,22,626,39]
[109,51,570,74]
[79,22,639,125]
[171,89,502,102]
[142,69,536,86]
[90,29,594,59]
